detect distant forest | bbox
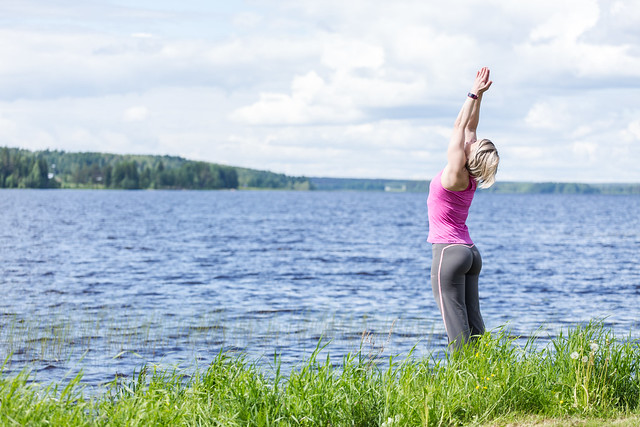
[1,147,639,194]
[482,181,640,195]
[309,177,640,194]
[0,147,311,190]
[309,177,428,192]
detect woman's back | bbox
[427,170,476,245]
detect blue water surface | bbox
[1,189,639,387]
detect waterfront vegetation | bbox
[1,321,640,425]
[0,147,309,190]
[3,146,640,193]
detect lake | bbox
[1,189,639,387]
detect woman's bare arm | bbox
[442,67,492,190]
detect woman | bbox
[427,67,499,351]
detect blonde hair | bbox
[467,139,499,189]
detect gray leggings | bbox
[431,243,485,351]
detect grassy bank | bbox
[1,321,639,426]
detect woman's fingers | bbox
[475,68,488,83]
[473,67,492,92]
[481,67,490,82]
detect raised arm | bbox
[442,67,492,190]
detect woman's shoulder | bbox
[441,165,471,192]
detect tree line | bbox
[0,148,313,190]
[0,148,59,188]
[66,159,239,190]
[5,147,637,194]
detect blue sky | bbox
[1,0,639,182]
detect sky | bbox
[1,0,639,183]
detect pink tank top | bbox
[427,170,477,244]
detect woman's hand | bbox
[471,67,492,95]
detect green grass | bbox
[1,321,639,426]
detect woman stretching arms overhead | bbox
[427,67,499,351]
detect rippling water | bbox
[1,189,639,386]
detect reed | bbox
[1,321,640,426]
[0,308,418,369]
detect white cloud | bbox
[321,38,385,70]
[529,0,599,43]
[0,115,17,137]
[230,71,362,125]
[572,141,598,162]
[232,12,263,29]
[524,101,570,131]
[123,106,149,122]
[621,119,640,142]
